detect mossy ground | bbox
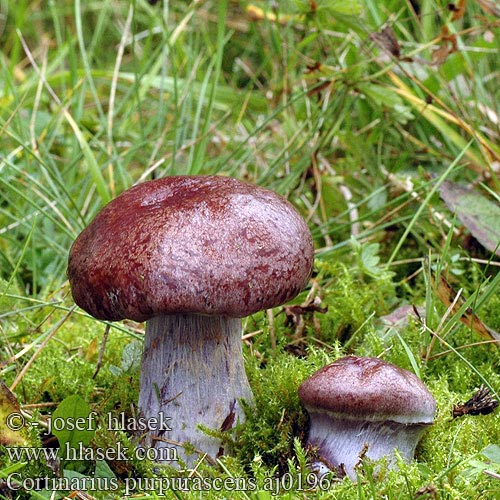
[2,254,500,499]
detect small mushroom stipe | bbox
[298,356,436,480]
[68,175,314,464]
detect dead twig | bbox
[93,324,111,379]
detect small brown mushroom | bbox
[298,356,436,480]
[68,175,314,464]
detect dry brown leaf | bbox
[451,0,467,20]
[85,337,99,361]
[283,295,328,337]
[438,180,500,256]
[370,26,401,58]
[305,61,322,74]
[476,0,500,17]
[64,491,97,500]
[379,304,425,328]
[0,380,29,445]
[435,274,500,343]
[432,27,458,66]
[432,45,452,66]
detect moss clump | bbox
[237,349,329,474]
[313,259,395,348]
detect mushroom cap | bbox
[298,356,436,424]
[68,176,314,322]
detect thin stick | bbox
[484,470,500,480]
[93,324,111,379]
[266,309,276,352]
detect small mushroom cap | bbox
[68,176,314,322]
[298,356,436,424]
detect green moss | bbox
[313,259,395,348]
[237,352,310,473]
[3,256,499,499]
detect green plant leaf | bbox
[439,181,500,256]
[109,340,142,376]
[361,242,381,274]
[51,395,95,451]
[482,444,500,464]
[358,82,404,109]
[94,459,116,480]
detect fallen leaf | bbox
[432,44,452,66]
[414,484,438,499]
[435,274,500,343]
[438,180,500,256]
[476,0,500,17]
[65,491,97,500]
[283,295,328,337]
[379,304,425,328]
[432,27,458,66]
[215,400,236,459]
[370,26,401,58]
[0,380,28,445]
[305,61,322,74]
[451,0,467,20]
[85,337,99,361]
[220,400,236,432]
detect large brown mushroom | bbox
[298,356,436,480]
[68,175,313,464]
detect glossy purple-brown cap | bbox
[68,176,314,322]
[298,356,436,424]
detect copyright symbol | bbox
[6,412,25,431]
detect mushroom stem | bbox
[138,314,253,465]
[307,411,429,479]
